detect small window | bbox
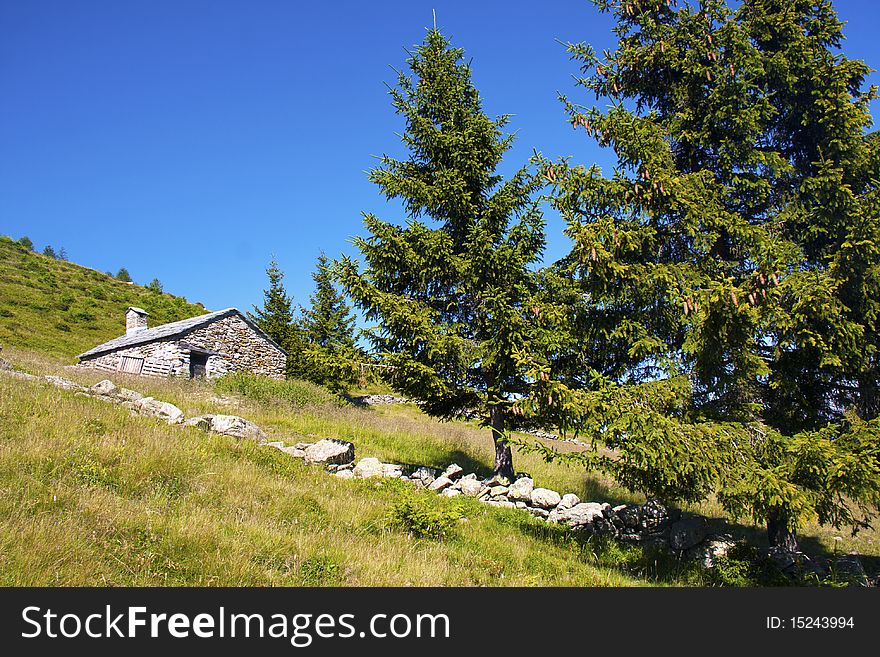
[119,356,144,375]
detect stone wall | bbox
[80,313,286,380]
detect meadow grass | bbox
[0,349,878,586]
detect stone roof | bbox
[77,308,287,359]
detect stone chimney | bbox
[125,307,149,335]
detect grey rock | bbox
[489,485,509,498]
[688,534,737,568]
[459,478,484,497]
[280,446,307,458]
[530,488,562,509]
[441,464,464,480]
[353,457,385,479]
[381,463,404,478]
[335,469,355,480]
[485,500,516,509]
[557,493,581,511]
[616,504,642,529]
[185,413,265,441]
[90,379,118,396]
[506,477,534,503]
[440,488,462,498]
[427,476,454,492]
[526,507,550,519]
[132,396,185,424]
[266,441,285,449]
[549,502,608,528]
[669,516,710,552]
[410,466,438,483]
[115,387,144,402]
[833,555,868,586]
[0,370,38,381]
[304,438,355,465]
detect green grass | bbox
[0,236,207,359]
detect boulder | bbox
[185,414,265,441]
[527,507,550,519]
[381,463,403,478]
[132,397,185,424]
[208,414,267,442]
[669,516,710,552]
[549,502,607,528]
[410,466,438,483]
[335,469,355,480]
[44,375,87,392]
[115,387,144,402]
[459,478,484,497]
[557,493,580,511]
[616,504,642,529]
[440,488,462,498]
[639,499,674,531]
[353,458,385,479]
[441,464,464,480]
[282,445,305,458]
[833,555,868,586]
[488,485,509,498]
[507,477,534,503]
[530,488,562,509]
[304,438,355,465]
[89,379,118,396]
[688,534,737,569]
[427,476,454,492]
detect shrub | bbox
[386,493,465,539]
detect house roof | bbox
[77,308,287,359]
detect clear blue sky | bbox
[2,0,878,313]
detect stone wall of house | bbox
[80,313,286,380]
[184,314,286,379]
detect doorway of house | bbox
[189,353,208,378]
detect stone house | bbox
[77,307,286,379]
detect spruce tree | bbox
[42,245,57,259]
[18,236,33,251]
[115,268,132,283]
[248,256,295,352]
[302,253,356,351]
[338,28,547,479]
[522,0,880,550]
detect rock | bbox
[304,438,355,465]
[549,502,607,528]
[507,476,534,503]
[410,466,438,483]
[514,501,527,509]
[639,499,675,531]
[266,441,285,449]
[459,478,484,497]
[440,488,462,498]
[335,469,355,480]
[359,394,410,405]
[527,507,550,519]
[132,396,185,424]
[209,414,267,442]
[557,493,580,511]
[353,457,385,479]
[689,534,737,569]
[89,379,118,396]
[293,442,313,450]
[460,473,477,481]
[336,462,354,471]
[381,463,403,478]
[485,500,515,509]
[833,555,868,586]
[280,446,307,458]
[669,516,709,552]
[488,485,509,498]
[185,413,265,441]
[616,504,642,529]
[0,356,12,371]
[427,476,454,492]
[44,375,87,391]
[115,387,144,402]
[530,488,562,509]
[441,464,464,480]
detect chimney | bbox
[125,307,149,335]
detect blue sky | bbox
[2,0,879,314]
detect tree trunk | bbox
[489,404,514,481]
[767,510,798,552]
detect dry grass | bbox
[2,347,877,586]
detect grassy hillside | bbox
[0,236,207,360]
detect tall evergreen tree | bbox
[338,28,547,479]
[248,256,295,351]
[302,253,356,350]
[17,236,33,251]
[522,0,880,550]
[42,245,57,259]
[115,267,132,283]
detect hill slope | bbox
[0,237,207,360]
